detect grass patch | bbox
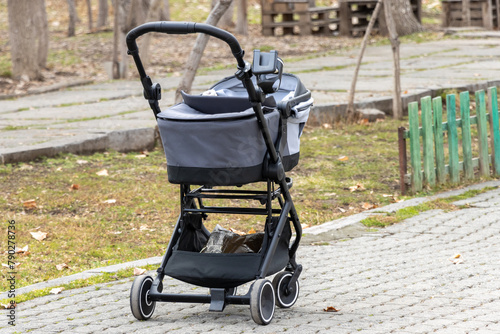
[361,187,496,227]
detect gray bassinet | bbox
[157,73,312,186]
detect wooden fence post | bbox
[489,86,500,176]
[408,101,422,192]
[432,96,446,184]
[421,96,435,186]
[475,90,490,177]
[460,91,473,180]
[398,126,408,194]
[447,94,460,184]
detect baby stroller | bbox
[126,22,313,325]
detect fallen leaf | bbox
[1,302,16,309]
[56,167,63,171]
[324,306,339,312]
[322,123,332,129]
[30,231,48,241]
[56,263,69,271]
[15,245,29,254]
[247,228,256,234]
[338,155,349,162]
[358,118,369,125]
[301,223,310,229]
[103,199,116,204]
[70,184,80,190]
[23,199,37,209]
[139,225,155,232]
[348,183,366,192]
[76,160,88,165]
[96,169,108,176]
[135,154,147,159]
[50,287,65,295]
[110,231,123,235]
[338,207,346,213]
[134,268,147,276]
[362,203,375,210]
[449,254,464,264]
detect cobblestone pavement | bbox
[3,186,500,333]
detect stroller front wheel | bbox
[250,279,275,325]
[130,275,156,321]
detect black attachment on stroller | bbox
[126,21,312,326]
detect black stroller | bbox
[126,22,313,325]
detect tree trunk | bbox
[97,0,109,27]
[126,0,150,31]
[462,0,471,26]
[140,0,165,65]
[8,0,49,80]
[383,0,402,119]
[213,0,234,29]
[379,0,423,36]
[36,0,49,69]
[174,0,234,104]
[159,0,170,21]
[86,0,93,31]
[236,0,248,35]
[346,0,382,121]
[67,0,77,36]
[112,0,132,79]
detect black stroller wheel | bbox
[272,271,299,308]
[250,279,275,325]
[130,275,156,320]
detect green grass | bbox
[0,54,11,78]
[361,187,497,227]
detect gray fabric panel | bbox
[158,110,280,169]
[157,102,255,121]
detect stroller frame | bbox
[126,22,306,325]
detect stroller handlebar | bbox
[126,22,245,68]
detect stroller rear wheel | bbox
[272,271,299,308]
[250,279,275,325]
[130,275,156,320]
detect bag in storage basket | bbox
[157,101,279,186]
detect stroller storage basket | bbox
[165,216,292,289]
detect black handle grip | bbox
[126,21,245,67]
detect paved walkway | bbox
[2,32,500,162]
[3,181,500,333]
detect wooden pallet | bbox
[442,0,499,29]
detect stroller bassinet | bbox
[126,21,312,326]
[157,73,312,185]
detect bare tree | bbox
[347,0,404,121]
[67,0,77,36]
[236,0,248,35]
[97,0,109,27]
[174,0,234,103]
[346,0,382,121]
[384,0,402,119]
[159,0,170,21]
[140,0,167,65]
[86,0,94,31]
[8,0,49,80]
[213,0,235,29]
[380,0,423,36]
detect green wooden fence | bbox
[398,86,500,194]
